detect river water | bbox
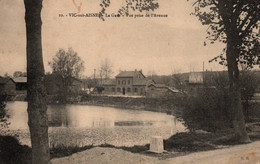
[5,101,186,147]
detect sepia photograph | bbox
[0,0,260,163]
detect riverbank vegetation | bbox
[80,95,181,113]
[0,95,9,129]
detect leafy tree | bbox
[13,71,23,78]
[99,0,159,20]
[48,48,85,102]
[24,0,49,163]
[190,0,260,142]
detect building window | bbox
[112,88,115,92]
[117,88,121,92]
[127,88,131,92]
[122,80,126,85]
[140,88,143,94]
[128,80,130,85]
[134,88,138,92]
[118,80,120,85]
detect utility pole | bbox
[203,61,205,85]
[94,69,96,80]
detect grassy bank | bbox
[79,95,183,114]
[3,127,260,164]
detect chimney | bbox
[135,69,137,72]
[140,69,142,73]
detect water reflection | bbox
[47,105,69,127]
[6,101,185,131]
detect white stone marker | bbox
[149,136,164,153]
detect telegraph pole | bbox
[94,69,96,80]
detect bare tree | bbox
[3,73,9,77]
[100,58,113,80]
[24,0,49,163]
[171,73,187,93]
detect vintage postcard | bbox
[0,0,259,163]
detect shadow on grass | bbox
[99,144,150,153]
[0,136,31,164]
[2,128,260,163]
[50,145,94,159]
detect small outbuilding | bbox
[0,77,16,95]
[146,83,179,98]
[13,77,27,91]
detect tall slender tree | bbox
[190,0,259,142]
[24,0,50,163]
[100,58,113,80]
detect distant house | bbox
[0,77,16,95]
[103,70,155,96]
[189,72,204,84]
[13,77,27,91]
[146,83,179,98]
[187,72,205,95]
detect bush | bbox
[0,136,31,164]
[178,88,233,132]
[0,94,9,129]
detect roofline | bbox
[115,76,134,78]
[115,70,146,78]
[139,71,146,78]
[148,83,167,88]
[150,79,156,84]
[10,78,16,83]
[0,77,16,84]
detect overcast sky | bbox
[0,0,227,77]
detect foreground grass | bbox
[1,125,260,164]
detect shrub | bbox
[0,136,31,164]
[0,94,9,129]
[178,88,233,132]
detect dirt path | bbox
[160,141,260,164]
[51,141,260,164]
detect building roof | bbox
[0,77,15,84]
[103,79,116,86]
[148,83,167,88]
[133,79,147,86]
[116,70,145,78]
[148,83,180,93]
[13,77,27,83]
